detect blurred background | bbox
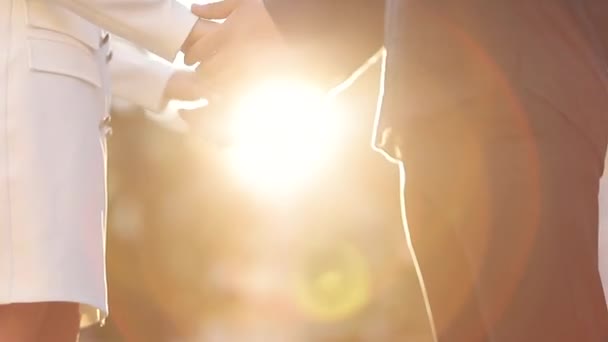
[80,16,435,340]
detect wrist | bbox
[163,70,203,103]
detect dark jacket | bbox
[264,0,608,160]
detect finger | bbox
[181,19,221,58]
[167,85,200,102]
[194,50,228,80]
[194,41,255,77]
[169,71,204,101]
[183,25,230,65]
[196,56,252,97]
[181,77,223,103]
[191,0,239,19]
[175,82,215,103]
[192,76,235,104]
[162,69,223,105]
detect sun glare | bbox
[225,82,343,195]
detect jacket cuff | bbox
[142,62,175,113]
[111,55,175,113]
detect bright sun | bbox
[225,81,343,196]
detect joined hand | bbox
[177,0,289,145]
[182,0,287,93]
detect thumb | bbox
[165,70,214,102]
[191,0,239,19]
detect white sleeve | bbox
[110,37,175,112]
[52,0,198,61]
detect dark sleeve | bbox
[584,0,608,59]
[263,0,385,88]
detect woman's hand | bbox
[163,70,207,102]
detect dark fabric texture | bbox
[399,91,608,341]
[263,0,608,160]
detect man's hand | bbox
[181,18,222,54]
[184,0,288,92]
[191,0,241,19]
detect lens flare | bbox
[291,242,371,322]
[225,81,343,195]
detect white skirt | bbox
[0,4,109,327]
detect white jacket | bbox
[110,36,177,113]
[0,0,197,327]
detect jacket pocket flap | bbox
[28,38,102,88]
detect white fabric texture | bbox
[0,0,195,327]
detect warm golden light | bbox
[225,81,343,195]
[292,242,371,322]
